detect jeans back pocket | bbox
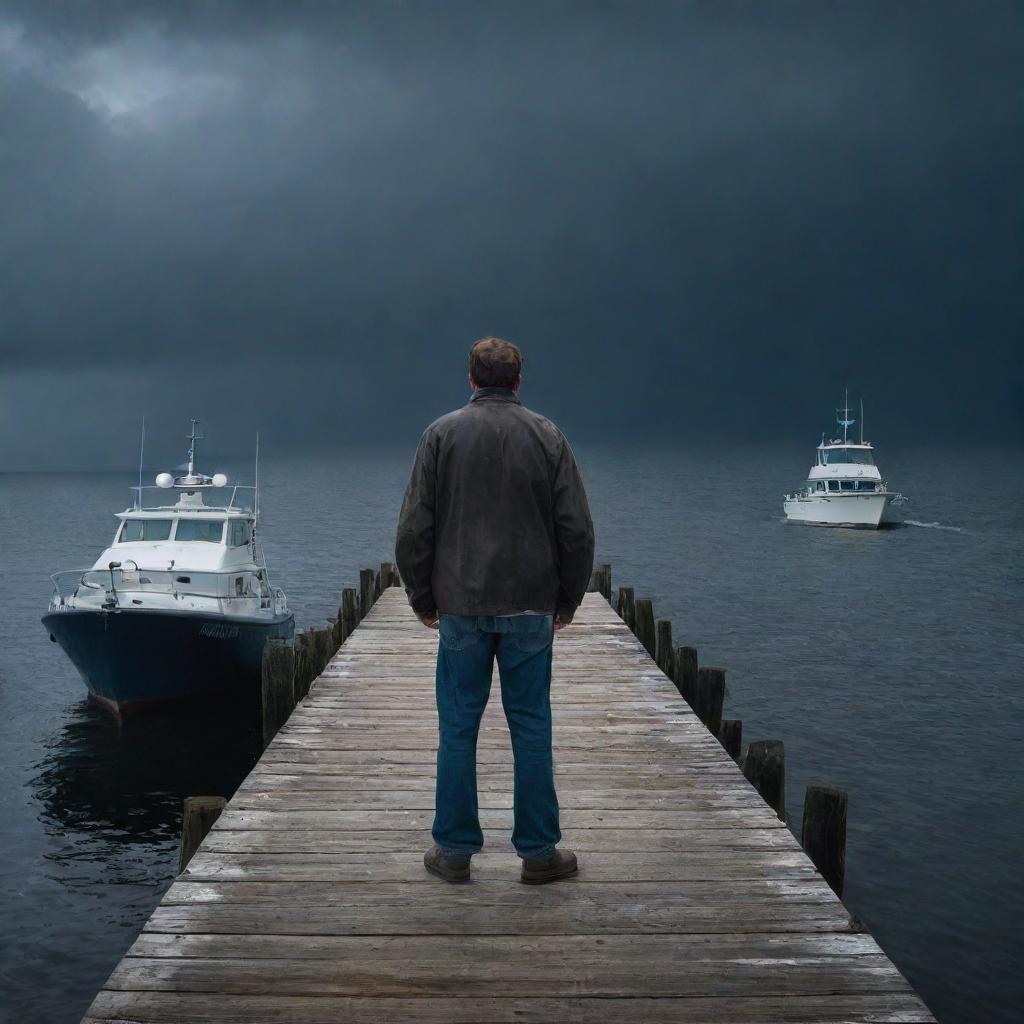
[439,616,483,651]
[505,615,554,654]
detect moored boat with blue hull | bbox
[43,607,293,712]
[43,420,294,712]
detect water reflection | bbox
[31,697,261,884]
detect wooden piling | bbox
[801,784,848,897]
[673,645,699,704]
[597,563,611,602]
[260,639,295,747]
[340,587,358,643]
[743,739,786,821]
[379,561,398,590]
[633,599,656,657]
[332,602,344,647]
[177,796,226,874]
[718,718,742,761]
[298,627,314,679]
[693,666,725,736]
[359,568,375,620]
[654,619,674,677]
[295,625,333,696]
[293,631,313,700]
[313,624,335,680]
[616,586,636,630]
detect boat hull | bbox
[42,607,294,712]
[783,493,891,528]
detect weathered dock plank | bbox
[83,588,934,1023]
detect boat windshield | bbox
[119,519,173,542]
[175,519,226,543]
[228,520,253,547]
[819,447,874,466]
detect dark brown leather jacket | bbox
[396,387,595,619]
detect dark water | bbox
[1,444,1022,1023]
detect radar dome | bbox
[155,472,174,488]
[211,473,228,488]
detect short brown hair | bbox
[469,337,523,389]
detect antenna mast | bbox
[835,390,856,446]
[136,417,146,509]
[860,399,864,445]
[186,418,203,476]
[254,432,260,521]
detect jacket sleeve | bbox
[552,435,595,620]
[395,428,438,616]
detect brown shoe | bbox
[520,848,579,885]
[423,844,471,883]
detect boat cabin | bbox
[808,444,882,486]
[815,444,874,466]
[810,479,880,493]
[114,512,253,549]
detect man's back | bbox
[395,336,593,887]
[397,386,593,619]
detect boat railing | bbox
[128,484,257,514]
[50,569,101,604]
[49,567,288,614]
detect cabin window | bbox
[815,481,825,492]
[840,480,856,491]
[120,519,173,542]
[174,519,225,543]
[228,520,252,547]
[854,480,877,492]
[822,448,874,466]
[234,576,244,597]
[827,480,840,492]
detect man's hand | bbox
[554,613,572,631]
[418,612,440,630]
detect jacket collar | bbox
[469,387,521,405]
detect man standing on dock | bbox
[396,337,595,884]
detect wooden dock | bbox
[84,587,934,1023]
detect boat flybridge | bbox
[43,421,294,712]
[783,395,906,529]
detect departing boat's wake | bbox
[903,519,963,533]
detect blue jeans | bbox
[433,613,560,861]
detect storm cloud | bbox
[1,1,1021,467]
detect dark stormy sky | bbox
[1,1,1021,468]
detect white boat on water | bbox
[43,420,294,712]
[783,396,906,529]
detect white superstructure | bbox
[48,420,288,618]
[783,396,906,528]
